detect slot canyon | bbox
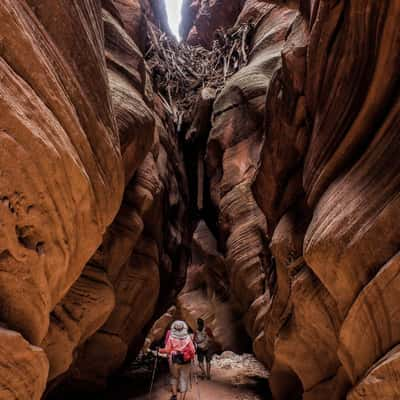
[0,0,399,399]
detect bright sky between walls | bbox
[165,0,183,40]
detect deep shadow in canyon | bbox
[0,1,399,399]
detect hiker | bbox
[159,320,196,400]
[194,318,214,379]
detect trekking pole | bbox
[190,360,193,390]
[148,349,159,399]
[194,360,201,400]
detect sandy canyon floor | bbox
[106,352,271,400]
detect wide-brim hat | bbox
[171,320,189,339]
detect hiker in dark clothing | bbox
[194,318,214,379]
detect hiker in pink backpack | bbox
[159,320,196,400]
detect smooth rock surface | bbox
[205,1,298,364]
[0,0,188,396]
[2,1,399,398]
[0,328,49,400]
[184,0,400,398]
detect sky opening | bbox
[165,0,183,40]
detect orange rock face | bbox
[183,0,400,398]
[49,2,189,389]
[0,0,124,347]
[205,1,298,366]
[181,0,245,48]
[177,221,250,353]
[0,327,49,399]
[255,1,400,398]
[2,0,399,398]
[0,0,188,397]
[0,1,124,397]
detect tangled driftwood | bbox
[146,22,254,124]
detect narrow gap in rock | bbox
[165,0,183,41]
[2,0,398,399]
[105,8,273,400]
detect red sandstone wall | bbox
[0,1,188,397]
[182,1,400,398]
[1,1,399,399]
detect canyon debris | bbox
[146,23,254,123]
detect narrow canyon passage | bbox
[0,1,399,400]
[127,353,271,400]
[48,352,271,400]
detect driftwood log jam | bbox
[146,23,254,123]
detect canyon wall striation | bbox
[1,0,399,399]
[0,1,188,398]
[181,0,400,399]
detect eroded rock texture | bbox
[183,0,400,399]
[2,0,399,398]
[0,0,123,346]
[0,1,124,397]
[0,328,49,400]
[1,0,188,397]
[45,1,189,389]
[205,1,298,366]
[69,92,189,386]
[256,1,399,398]
[177,221,249,353]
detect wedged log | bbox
[177,0,400,398]
[186,88,216,210]
[2,0,398,398]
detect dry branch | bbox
[146,23,254,123]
